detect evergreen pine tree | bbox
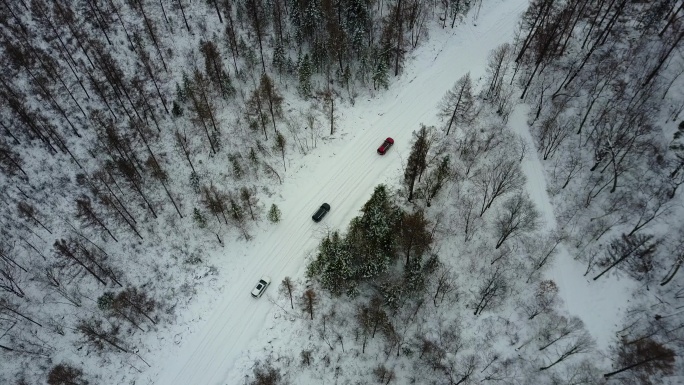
[189,172,201,193]
[268,204,281,223]
[220,73,235,99]
[176,81,187,103]
[423,155,452,206]
[307,231,354,296]
[404,125,432,202]
[298,54,313,96]
[352,185,401,278]
[193,208,207,228]
[404,255,425,295]
[273,43,286,74]
[372,59,389,90]
[172,101,183,117]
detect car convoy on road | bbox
[251,137,395,298]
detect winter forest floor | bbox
[2,0,683,384]
[141,2,635,384]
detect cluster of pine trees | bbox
[307,184,434,301]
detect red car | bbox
[377,137,394,155]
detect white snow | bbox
[507,104,637,352]
[140,1,635,384]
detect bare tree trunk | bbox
[177,0,191,32]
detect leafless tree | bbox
[0,140,28,179]
[229,194,251,239]
[438,73,477,135]
[131,34,167,113]
[41,264,83,307]
[661,227,684,286]
[187,70,220,153]
[493,192,540,249]
[300,349,312,366]
[300,288,317,320]
[99,292,144,332]
[549,359,602,385]
[246,85,270,141]
[549,146,582,192]
[420,155,452,207]
[222,0,240,72]
[274,131,286,171]
[539,331,594,370]
[455,124,507,177]
[279,277,295,309]
[475,158,526,216]
[534,114,573,160]
[373,364,396,384]
[248,360,283,385]
[363,296,389,340]
[53,238,119,287]
[201,185,229,225]
[76,318,128,353]
[356,304,373,353]
[144,154,183,219]
[432,266,457,307]
[584,108,659,202]
[47,363,89,385]
[90,169,142,240]
[239,186,259,221]
[199,40,233,98]
[604,337,675,381]
[174,130,196,174]
[244,0,268,72]
[0,296,42,334]
[75,196,118,242]
[521,280,559,320]
[110,156,158,219]
[444,353,478,385]
[100,287,157,331]
[454,193,482,243]
[537,314,585,351]
[472,265,508,315]
[593,233,659,282]
[398,210,432,266]
[483,43,513,106]
[130,0,168,72]
[319,88,338,135]
[523,230,565,283]
[0,248,25,298]
[623,182,673,237]
[259,73,283,134]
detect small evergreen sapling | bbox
[268,204,281,223]
[189,172,200,193]
[193,208,207,228]
[171,101,183,117]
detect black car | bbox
[312,203,330,222]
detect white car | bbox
[251,276,271,298]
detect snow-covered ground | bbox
[507,105,637,352]
[136,1,634,384]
